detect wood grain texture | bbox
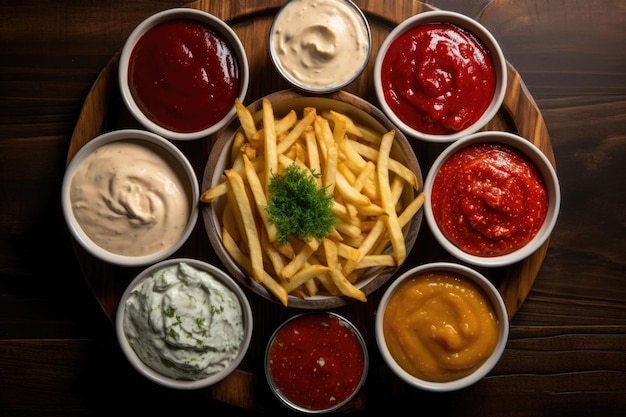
[64,0,556,410]
[2,0,625,416]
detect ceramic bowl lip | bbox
[115,257,253,390]
[118,7,250,140]
[201,89,424,309]
[264,311,369,413]
[373,10,508,143]
[375,262,509,392]
[423,131,561,267]
[61,129,199,267]
[268,0,372,94]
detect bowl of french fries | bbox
[201,89,425,308]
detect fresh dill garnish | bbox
[265,164,335,245]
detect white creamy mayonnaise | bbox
[271,0,370,90]
[123,262,245,380]
[69,140,191,257]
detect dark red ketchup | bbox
[128,19,240,133]
[381,22,496,135]
[267,313,366,411]
[431,143,549,256]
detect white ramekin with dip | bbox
[269,0,371,93]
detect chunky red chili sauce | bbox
[381,22,496,135]
[431,143,548,256]
[267,313,365,411]
[128,19,240,133]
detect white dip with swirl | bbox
[123,262,245,380]
[271,0,370,90]
[69,140,191,256]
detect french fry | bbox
[222,227,288,306]
[200,181,229,203]
[235,99,257,140]
[281,264,330,293]
[263,99,278,196]
[224,169,264,283]
[323,238,366,302]
[377,131,406,264]
[243,154,278,242]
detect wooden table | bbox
[1,0,625,415]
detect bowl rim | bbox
[114,257,253,390]
[268,0,372,94]
[61,128,199,267]
[118,7,250,140]
[373,10,508,143]
[264,311,369,412]
[375,261,509,391]
[201,89,424,308]
[423,131,561,267]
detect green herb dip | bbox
[123,262,244,380]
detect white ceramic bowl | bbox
[201,89,424,309]
[62,129,199,267]
[269,0,371,93]
[119,8,249,140]
[424,131,560,267]
[115,258,253,389]
[374,10,507,142]
[265,312,368,412]
[375,262,509,391]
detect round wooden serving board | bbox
[67,0,556,412]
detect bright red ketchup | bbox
[431,143,548,256]
[128,19,240,133]
[267,313,365,411]
[381,22,496,135]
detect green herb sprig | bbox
[265,164,335,245]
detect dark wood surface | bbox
[1,0,625,416]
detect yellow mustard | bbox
[383,271,499,382]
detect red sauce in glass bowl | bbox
[380,22,496,135]
[266,312,367,412]
[431,143,549,256]
[128,19,240,133]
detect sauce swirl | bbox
[431,143,549,256]
[69,140,191,257]
[271,0,370,90]
[380,22,496,134]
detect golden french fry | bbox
[224,169,264,283]
[235,99,257,140]
[355,254,396,269]
[328,110,363,138]
[252,110,297,143]
[304,128,322,187]
[351,140,419,189]
[323,145,338,194]
[281,264,330,293]
[243,154,278,242]
[280,244,315,280]
[399,192,426,228]
[377,131,406,264]
[222,227,288,306]
[323,238,366,302]
[263,99,278,196]
[335,171,370,207]
[200,181,229,203]
[277,110,316,154]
